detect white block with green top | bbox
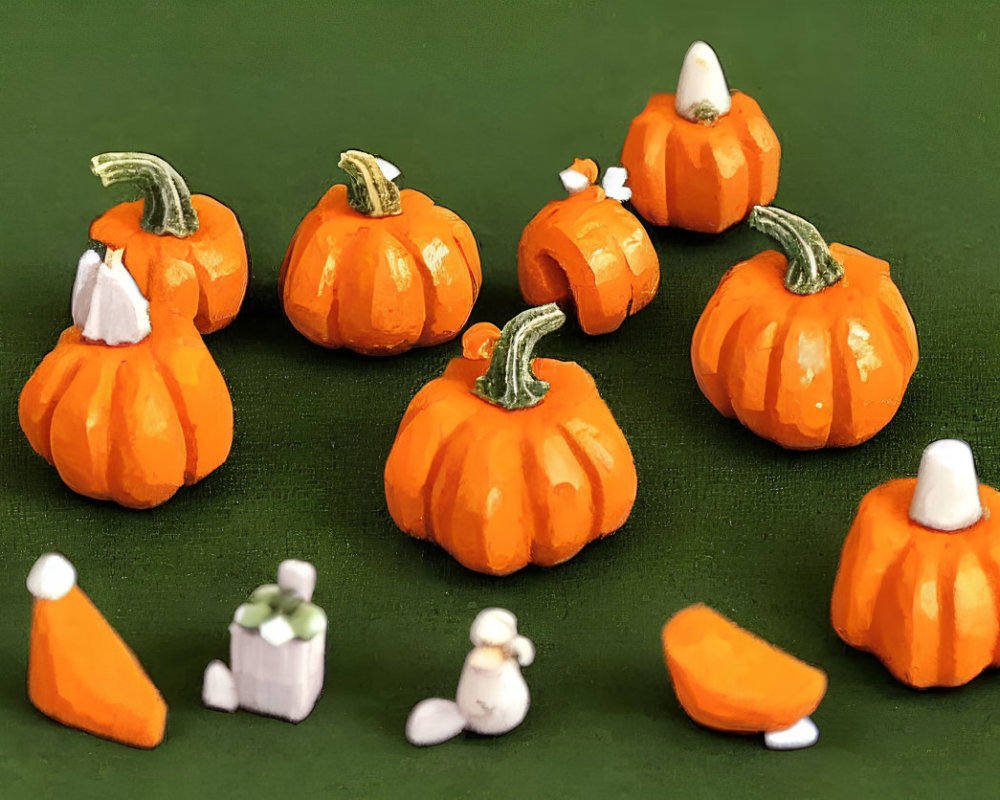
[203,560,327,723]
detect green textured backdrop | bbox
[2,1,999,797]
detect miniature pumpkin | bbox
[832,440,1000,688]
[663,604,826,740]
[620,41,780,233]
[690,206,918,449]
[90,151,249,334]
[18,248,233,509]
[518,158,660,335]
[384,303,637,575]
[279,150,482,355]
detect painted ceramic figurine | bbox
[203,560,327,722]
[384,303,637,575]
[621,40,780,232]
[406,608,535,746]
[18,247,233,508]
[663,604,826,750]
[518,158,660,334]
[691,206,918,449]
[27,553,167,748]
[832,439,1000,688]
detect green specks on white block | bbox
[909,439,984,532]
[675,41,732,124]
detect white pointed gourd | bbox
[909,439,983,531]
[674,40,732,123]
[71,248,151,345]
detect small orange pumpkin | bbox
[383,303,637,576]
[691,206,918,449]
[620,41,780,233]
[89,152,249,334]
[832,440,1000,688]
[518,158,660,334]
[19,248,233,509]
[279,150,482,356]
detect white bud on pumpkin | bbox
[601,166,632,203]
[675,40,732,123]
[71,248,151,346]
[559,168,591,195]
[909,439,983,531]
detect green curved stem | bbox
[474,304,566,410]
[91,152,199,237]
[339,150,402,217]
[748,205,844,295]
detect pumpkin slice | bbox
[662,604,826,735]
[27,554,167,748]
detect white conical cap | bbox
[203,660,239,712]
[675,40,732,123]
[909,439,983,531]
[27,553,77,601]
[72,248,151,345]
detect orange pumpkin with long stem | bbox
[691,206,918,449]
[279,150,482,355]
[832,439,1000,688]
[621,41,780,233]
[518,159,659,335]
[19,248,233,509]
[89,152,249,333]
[384,303,637,575]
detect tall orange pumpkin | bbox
[90,152,249,334]
[384,303,637,576]
[518,158,660,335]
[620,41,780,233]
[280,150,482,356]
[19,248,233,509]
[691,206,918,449]
[832,440,1000,688]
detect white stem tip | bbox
[27,553,77,601]
[909,439,983,531]
[764,716,819,751]
[675,40,732,123]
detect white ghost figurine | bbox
[406,608,535,747]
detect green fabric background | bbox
[2,1,999,797]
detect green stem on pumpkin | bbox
[474,303,566,410]
[748,205,844,295]
[90,152,200,237]
[339,150,402,217]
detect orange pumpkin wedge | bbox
[663,604,827,733]
[27,554,167,748]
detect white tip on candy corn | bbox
[909,439,983,531]
[675,40,732,124]
[27,553,77,601]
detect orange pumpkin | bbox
[384,303,637,575]
[279,150,482,356]
[518,158,660,335]
[19,248,233,509]
[90,152,249,334]
[691,206,918,449]
[832,440,1000,688]
[620,41,780,233]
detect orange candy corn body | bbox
[691,208,917,449]
[28,556,166,748]
[90,152,248,334]
[384,305,636,576]
[663,604,827,733]
[280,150,481,355]
[831,479,1000,688]
[518,158,660,335]
[621,92,779,233]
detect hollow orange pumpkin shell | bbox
[383,314,637,576]
[621,92,780,233]
[18,311,233,509]
[691,245,918,449]
[279,181,481,356]
[831,479,1000,688]
[663,604,827,733]
[518,159,659,334]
